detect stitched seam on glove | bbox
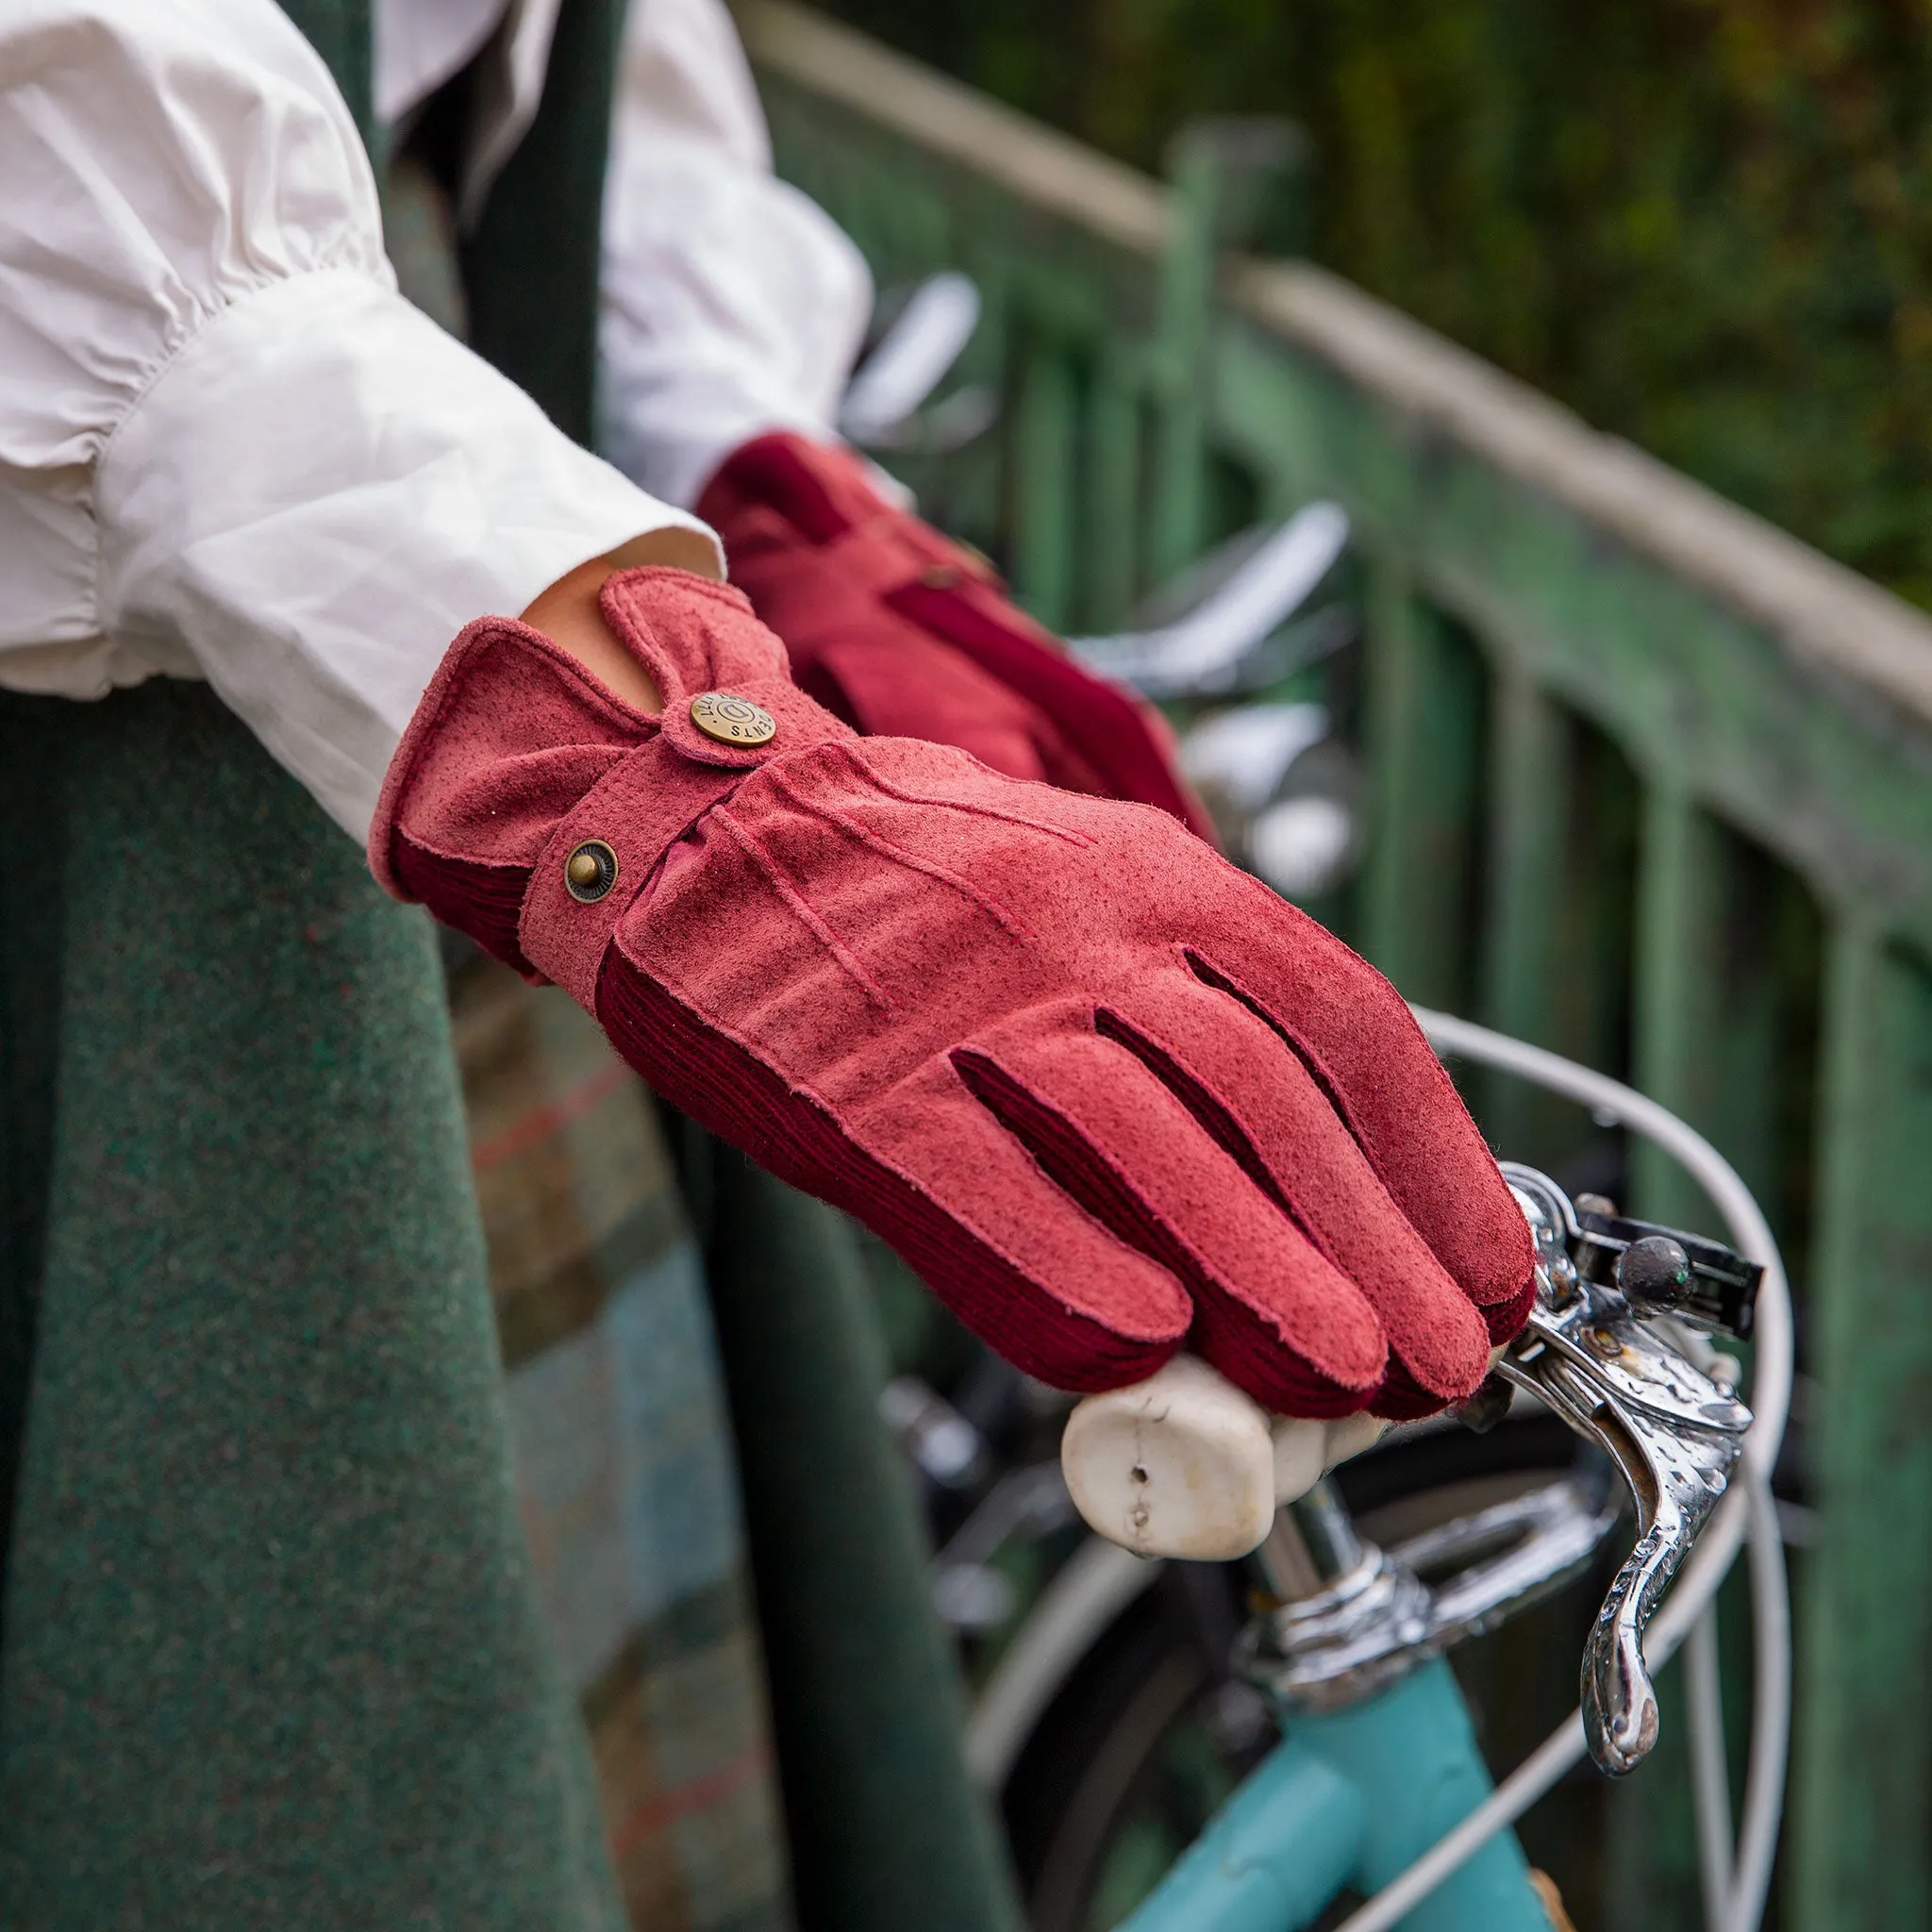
[709,806,892,1009]
[831,742,1096,847]
[1092,1006,1322,1247]
[950,1044,1382,1416]
[1183,947,1372,1155]
[763,762,1032,940]
[1185,942,1534,1338]
[1089,1001,1499,1419]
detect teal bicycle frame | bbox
[1123,1661,1548,1932]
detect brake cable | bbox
[1330,1011,1793,1932]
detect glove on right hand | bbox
[374,569,1534,1417]
[697,432,1216,841]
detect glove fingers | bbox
[1100,981,1495,1415]
[1182,926,1535,1339]
[854,1059,1197,1388]
[947,1018,1388,1416]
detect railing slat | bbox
[1798,926,1932,1930]
[1008,341,1076,632]
[1607,786,1748,1929]
[1479,671,1571,1156]
[1358,569,1484,1010]
[1084,347,1143,630]
[1628,788,1731,1231]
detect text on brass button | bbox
[690,691,776,747]
[564,840,619,904]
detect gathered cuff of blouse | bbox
[0,0,716,843]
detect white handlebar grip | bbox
[1060,1357,1274,1558]
[1060,1358,1392,1560]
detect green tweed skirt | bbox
[0,681,788,1929]
[0,680,1016,1932]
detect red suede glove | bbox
[696,431,1217,842]
[373,569,1533,1417]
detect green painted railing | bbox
[743,6,1932,1925]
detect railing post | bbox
[1358,563,1484,1009]
[1153,119,1309,579]
[1630,784,1823,1224]
[1479,669,1570,1155]
[1795,924,1932,1931]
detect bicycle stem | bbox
[1255,1481,1366,1602]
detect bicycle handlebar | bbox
[1058,1165,1758,1777]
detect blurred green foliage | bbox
[817,0,1932,605]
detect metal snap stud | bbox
[690,691,777,747]
[564,840,619,904]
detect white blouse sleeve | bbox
[597,0,874,509]
[0,0,715,841]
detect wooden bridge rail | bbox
[741,7,1932,1922]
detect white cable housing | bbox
[1329,1009,1794,1932]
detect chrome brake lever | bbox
[1496,1166,1753,1775]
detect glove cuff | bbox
[370,565,852,998]
[697,429,906,548]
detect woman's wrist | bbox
[518,527,722,712]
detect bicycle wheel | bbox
[1000,1561,1265,1932]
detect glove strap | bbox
[521,680,850,1006]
